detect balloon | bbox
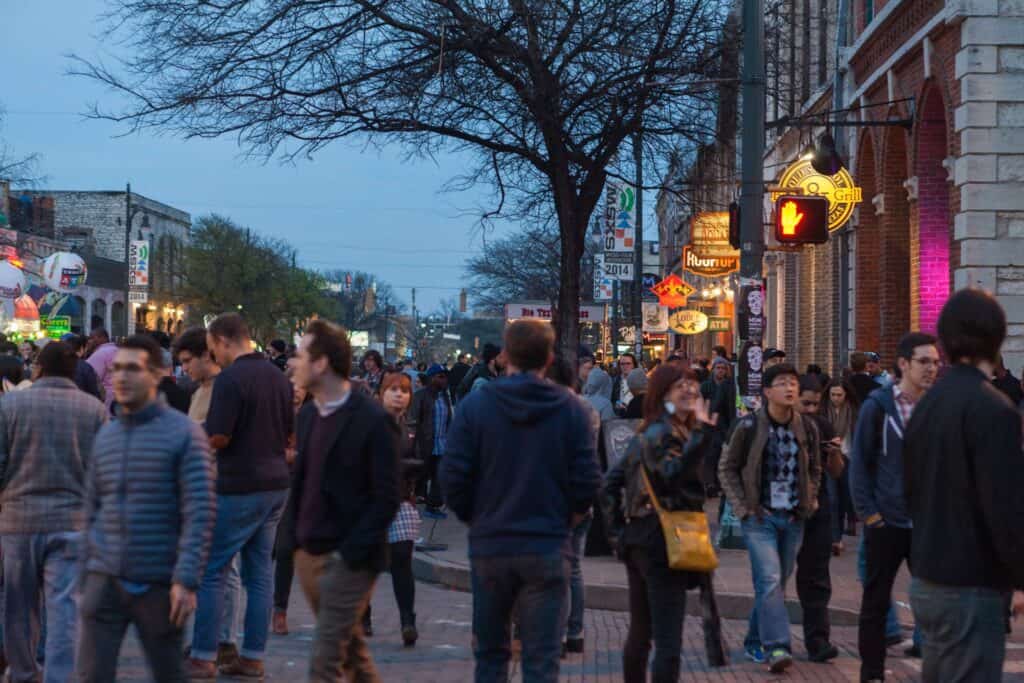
[41,252,88,293]
[13,294,38,321]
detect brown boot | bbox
[219,656,265,679]
[272,610,289,635]
[184,658,217,680]
[216,642,240,667]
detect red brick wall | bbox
[879,124,912,364]
[855,132,881,356]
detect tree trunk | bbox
[554,195,586,367]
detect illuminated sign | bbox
[770,158,863,232]
[682,246,740,277]
[649,274,695,308]
[708,316,732,332]
[668,309,709,335]
[774,195,829,245]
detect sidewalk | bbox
[411,502,913,626]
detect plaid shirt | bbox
[433,394,450,456]
[0,378,108,534]
[388,501,421,543]
[893,385,918,428]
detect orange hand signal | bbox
[780,200,804,236]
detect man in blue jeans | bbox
[0,341,108,683]
[719,363,822,674]
[442,320,600,683]
[186,313,293,679]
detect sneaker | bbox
[744,645,766,663]
[904,644,922,658]
[768,649,793,674]
[184,658,217,680]
[272,610,289,635]
[218,656,264,679]
[216,642,240,667]
[808,643,839,662]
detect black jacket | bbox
[905,364,1024,590]
[849,373,878,406]
[456,362,494,401]
[410,386,452,460]
[993,371,1024,407]
[286,391,400,572]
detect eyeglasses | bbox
[769,379,799,389]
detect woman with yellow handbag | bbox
[603,364,722,683]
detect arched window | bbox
[92,299,107,333]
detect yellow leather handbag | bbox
[640,466,718,572]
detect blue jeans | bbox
[563,516,592,641]
[910,578,1007,683]
[191,490,287,662]
[471,551,569,683]
[1,532,81,683]
[740,513,803,653]
[183,555,241,647]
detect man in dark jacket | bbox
[411,364,452,515]
[849,331,938,682]
[447,353,472,401]
[455,343,501,401]
[700,356,736,493]
[78,335,215,683]
[992,354,1023,406]
[441,320,600,683]
[188,313,293,679]
[63,333,102,399]
[287,319,399,681]
[848,352,878,405]
[905,290,1024,682]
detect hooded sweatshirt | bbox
[582,367,617,422]
[440,373,601,557]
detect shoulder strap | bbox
[639,465,666,515]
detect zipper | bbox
[119,421,131,578]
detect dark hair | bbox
[207,312,250,343]
[619,353,638,366]
[0,342,18,356]
[545,355,577,390]
[641,364,699,431]
[149,330,171,350]
[849,351,868,372]
[36,341,78,379]
[305,319,352,378]
[120,334,165,370]
[504,320,555,372]
[269,339,287,354]
[806,364,823,375]
[172,327,209,359]
[0,356,24,388]
[894,331,938,379]
[482,343,502,363]
[763,363,799,390]
[363,349,383,368]
[65,334,87,354]
[91,328,110,343]
[798,374,822,395]
[938,289,1006,365]
[713,345,728,358]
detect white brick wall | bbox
[956,0,1024,355]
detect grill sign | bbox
[770,158,863,232]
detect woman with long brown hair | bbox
[820,378,859,552]
[603,364,720,682]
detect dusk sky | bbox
[2,0,654,314]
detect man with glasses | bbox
[850,332,938,683]
[720,363,823,674]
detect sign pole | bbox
[632,131,644,359]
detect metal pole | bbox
[124,182,132,338]
[383,298,390,362]
[739,0,765,282]
[611,281,620,357]
[632,131,644,359]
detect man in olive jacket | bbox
[718,363,821,674]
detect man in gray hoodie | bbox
[582,367,617,423]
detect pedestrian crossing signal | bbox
[774,195,829,245]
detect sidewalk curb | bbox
[412,552,860,626]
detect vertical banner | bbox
[737,277,765,410]
[128,240,150,288]
[603,183,636,253]
[593,254,613,301]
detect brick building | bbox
[667,0,1024,375]
[14,188,190,335]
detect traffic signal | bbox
[774,195,829,245]
[728,201,741,250]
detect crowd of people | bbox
[0,288,1022,683]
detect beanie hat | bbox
[712,356,730,369]
[626,368,649,394]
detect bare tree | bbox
[73,0,728,361]
[0,108,44,187]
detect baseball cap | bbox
[763,348,787,361]
[425,364,448,378]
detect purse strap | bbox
[639,465,667,516]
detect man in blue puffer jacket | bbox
[78,334,216,683]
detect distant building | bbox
[10,187,190,336]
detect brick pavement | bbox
[414,503,913,625]
[106,576,1024,681]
